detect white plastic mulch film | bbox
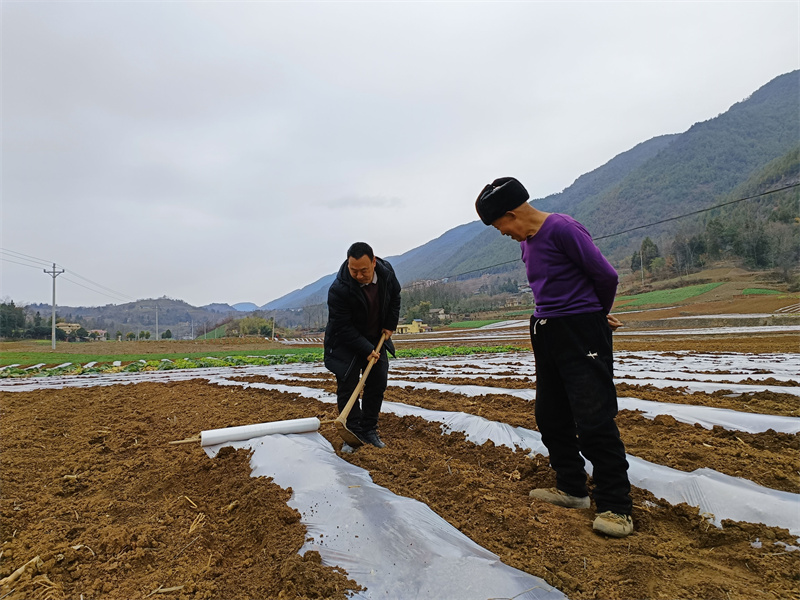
[203,348,800,539]
[204,434,564,600]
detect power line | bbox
[276,182,800,310]
[444,182,800,281]
[0,248,53,267]
[63,270,135,302]
[1,257,49,270]
[61,276,133,303]
[2,248,135,303]
[593,182,799,241]
[5,182,796,314]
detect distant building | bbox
[89,329,108,340]
[55,323,82,334]
[396,319,432,334]
[507,291,533,307]
[428,307,450,321]
[408,279,440,289]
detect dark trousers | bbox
[530,312,632,515]
[335,348,389,435]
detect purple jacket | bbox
[520,214,618,318]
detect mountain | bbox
[27,297,233,340]
[262,220,487,310]
[262,274,336,310]
[232,302,260,312]
[263,70,798,309]
[202,303,237,314]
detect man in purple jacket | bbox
[475,177,633,538]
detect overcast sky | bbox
[2,1,798,309]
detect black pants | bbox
[335,348,389,436]
[530,312,632,515]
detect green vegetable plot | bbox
[0,346,522,378]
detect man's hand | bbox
[607,314,623,331]
[367,330,392,361]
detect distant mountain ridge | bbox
[263,69,798,310]
[262,221,486,309]
[231,302,260,312]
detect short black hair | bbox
[347,242,374,261]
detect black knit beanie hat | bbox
[475,177,529,225]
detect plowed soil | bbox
[2,336,799,599]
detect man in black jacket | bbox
[324,242,401,451]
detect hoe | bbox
[170,334,386,449]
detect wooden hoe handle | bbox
[335,333,387,425]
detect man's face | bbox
[348,254,377,285]
[492,212,525,242]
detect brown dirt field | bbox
[0,381,361,600]
[609,334,798,354]
[242,371,800,494]
[2,354,799,600]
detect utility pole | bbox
[155,304,159,340]
[271,316,276,340]
[44,263,65,351]
[640,240,645,286]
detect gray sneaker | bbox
[341,442,358,454]
[529,487,590,509]
[593,511,634,537]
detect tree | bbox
[238,316,269,336]
[405,301,432,322]
[630,251,641,273]
[766,221,800,281]
[162,329,173,339]
[126,332,136,340]
[0,302,25,338]
[640,237,660,271]
[649,257,669,280]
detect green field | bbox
[447,320,503,328]
[195,325,229,339]
[0,346,310,368]
[741,288,782,295]
[615,282,724,309]
[0,345,522,378]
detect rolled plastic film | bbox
[201,417,321,447]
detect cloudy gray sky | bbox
[2,1,798,308]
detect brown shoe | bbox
[529,487,590,509]
[593,511,634,537]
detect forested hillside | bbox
[631,146,799,281]
[586,70,799,256]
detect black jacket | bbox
[324,257,401,379]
